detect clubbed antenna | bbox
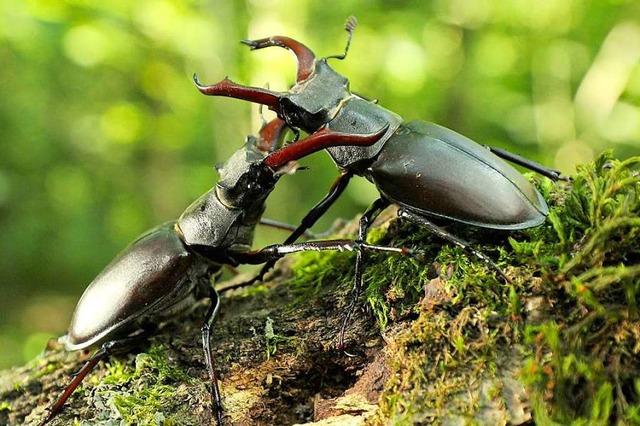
[327,16,358,61]
[345,15,358,33]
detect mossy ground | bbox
[287,151,640,425]
[355,151,638,425]
[0,152,638,425]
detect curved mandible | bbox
[241,36,317,82]
[193,74,282,113]
[263,124,389,169]
[256,118,289,153]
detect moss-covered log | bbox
[1,152,639,425]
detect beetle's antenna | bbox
[327,16,358,61]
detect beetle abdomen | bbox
[63,222,201,350]
[368,121,549,230]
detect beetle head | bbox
[177,153,278,251]
[215,118,294,211]
[178,119,296,249]
[195,18,357,134]
[278,59,350,132]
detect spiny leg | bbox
[338,198,390,353]
[397,209,511,283]
[230,237,411,266]
[200,286,224,426]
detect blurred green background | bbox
[1,0,639,369]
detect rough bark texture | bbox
[1,152,639,425]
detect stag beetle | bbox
[39,118,408,425]
[193,17,565,347]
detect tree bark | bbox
[1,152,639,425]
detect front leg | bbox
[338,197,390,351]
[230,238,411,265]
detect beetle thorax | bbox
[177,142,278,251]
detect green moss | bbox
[135,344,192,384]
[520,152,640,424]
[365,250,426,329]
[89,344,197,424]
[288,219,429,332]
[110,385,178,425]
[100,357,136,386]
[241,283,270,297]
[367,152,640,424]
[272,152,640,425]
[263,317,301,360]
[30,362,60,380]
[289,247,357,296]
[375,308,502,424]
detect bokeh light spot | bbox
[383,37,426,96]
[100,103,144,145]
[475,33,517,76]
[63,25,110,67]
[105,197,147,244]
[600,101,640,142]
[46,166,92,214]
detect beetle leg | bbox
[230,238,411,265]
[39,335,149,425]
[258,218,317,238]
[192,74,282,113]
[264,125,389,169]
[486,146,568,181]
[200,286,224,426]
[397,209,512,283]
[280,171,355,244]
[240,36,316,82]
[219,171,355,293]
[337,197,390,353]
